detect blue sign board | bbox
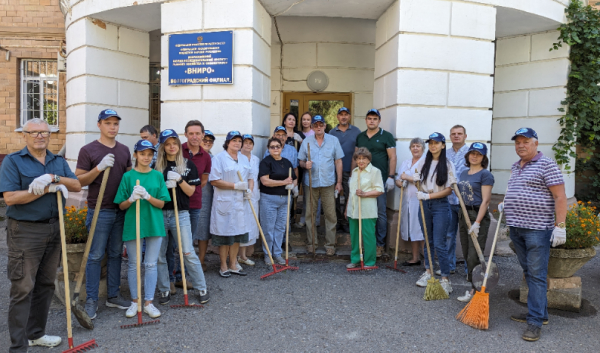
[168,31,233,85]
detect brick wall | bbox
[0,0,66,155]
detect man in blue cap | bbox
[329,107,360,233]
[499,127,567,342]
[75,109,133,320]
[298,115,344,255]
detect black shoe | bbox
[522,324,541,342]
[511,313,549,325]
[158,291,171,305]
[198,289,210,304]
[401,260,421,266]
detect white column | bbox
[161,0,272,155]
[374,0,496,210]
[492,31,573,197]
[65,17,149,169]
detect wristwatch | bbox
[177,178,184,184]
[388,175,395,179]
[557,222,566,229]
[53,174,60,183]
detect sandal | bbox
[237,257,255,266]
[401,260,421,267]
[219,269,231,278]
[229,265,247,276]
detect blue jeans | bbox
[509,227,552,328]
[125,236,161,301]
[259,193,288,258]
[375,190,387,247]
[85,208,125,301]
[158,210,207,292]
[446,204,460,272]
[189,208,201,238]
[418,198,450,277]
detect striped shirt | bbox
[505,152,564,230]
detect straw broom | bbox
[455,210,504,329]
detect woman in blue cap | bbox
[456,142,494,302]
[412,132,456,295]
[238,134,260,266]
[209,131,255,277]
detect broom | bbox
[416,177,448,301]
[455,209,504,329]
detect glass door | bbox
[282,92,352,132]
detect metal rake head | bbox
[385,264,407,273]
[259,264,298,279]
[63,339,98,353]
[170,303,204,309]
[347,265,378,272]
[119,319,160,329]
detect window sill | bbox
[14,127,60,133]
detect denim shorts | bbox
[211,233,249,246]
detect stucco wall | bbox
[491,30,573,197]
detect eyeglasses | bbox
[202,139,214,144]
[23,131,50,137]
[268,145,281,150]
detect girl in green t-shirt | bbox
[114,139,170,319]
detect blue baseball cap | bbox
[159,129,179,144]
[134,139,157,152]
[273,126,287,133]
[467,142,488,156]
[204,130,215,140]
[98,109,121,122]
[312,115,325,125]
[338,107,350,114]
[426,132,446,143]
[366,108,381,118]
[511,127,538,140]
[226,130,242,141]
[243,134,254,143]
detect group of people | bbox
[1,105,568,351]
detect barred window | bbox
[20,60,59,127]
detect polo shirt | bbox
[504,152,564,230]
[446,144,470,205]
[182,142,212,209]
[355,128,396,183]
[329,124,361,172]
[0,147,77,221]
[298,134,344,188]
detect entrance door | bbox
[282,92,352,132]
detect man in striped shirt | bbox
[499,127,567,342]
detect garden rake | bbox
[348,170,378,272]
[120,180,160,329]
[386,181,407,273]
[57,192,98,353]
[170,188,203,309]
[284,168,299,271]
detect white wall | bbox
[270,16,376,132]
[491,30,573,197]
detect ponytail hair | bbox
[420,147,449,187]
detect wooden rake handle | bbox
[57,191,73,345]
[357,170,363,258]
[393,183,404,261]
[307,143,316,258]
[285,168,292,262]
[135,180,142,314]
[171,188,188,296]
[415,169,435,272]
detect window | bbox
[20,60,59,127]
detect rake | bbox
[386,182,407,273]
[120,180,160,329]
[348,170,378,272]
[170,188,203,309]
[237,171,296,279]
[284,168,299,271]
[56,192,98,353]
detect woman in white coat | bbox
[238,134,260,266]
[209,131,255,278]
[395,137,425,266]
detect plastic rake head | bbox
[260,264,298,279]
[62,339,98,353]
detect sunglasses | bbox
[268,145,282,150]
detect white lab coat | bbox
[209,151,255,236]
[397,158,424,242]
[241,154,260,246]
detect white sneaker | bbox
[416,271,431,287]
[238,257,255,266]
[126,302,138,318]
[435,269,441,276]
[458,290,473,302]
[144,303,161,318]
[440,279,453,294]
[29,335,61,347]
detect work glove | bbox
[402,180,408,188]
[28,174,53,195]
[551,227,567,247]
[449,175,457,185]
[243,189,251,200]
[96,153,115,172]
[386,177,395,192]
[48,184,68,199]
[469,222,481,236]
[234,181,248,190]
[412,172,421,183]
[498,202,504,213]
[166,180,177,189]
[416,191,430,200]
[129,185,150,203]
[167,171,182,182]
[292,185,299,197]
[285,184,294,190]
[293,133,303,143]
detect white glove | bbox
[334,189,339,198]
[133,185,150,200]
[385,178,395,192]
[412,172,421,183]
[167,171,182,181]
[292,185,299,197]
[469,222,481,236]
[293,133,303,143]
[48,184,68,199]
[449,175,457,185]
[166,180,177,189]
[128,192,142,203]
[28,174,53,195]
[551,227,567,247]
[498,202,504,213]
[402,180,408,188]
[234,181,248,190]
[417,191,430,200]
[285,184,294,190]
[96,153,115,172]
[243,189,251,200]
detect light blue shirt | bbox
[263,144,298,168]
[298,134,344,188]
[446,144,470,205]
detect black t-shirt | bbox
[285,130,305,151]
[259,155,297,196]
[162,159,201,210]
